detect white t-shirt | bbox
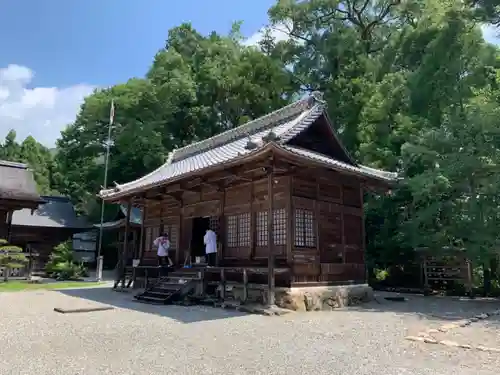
[203,230,217,254]
[153,236,170,257]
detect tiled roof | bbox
[100,92,397,200]
[0,160,42,203]
[280,146,398,181]
[12,196,90,228]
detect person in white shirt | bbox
[153,233,173,267]
[203,228,217,266]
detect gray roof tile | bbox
[281,146,398,181]
[0,160,41,203]
[100,92,397,199]
[12,196,90,228]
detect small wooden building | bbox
[0,160,43,241]
[100,92,397,304]
[94,204,142,269]
[10,196,91,271]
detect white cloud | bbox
[243,23,292,47]
[0,64,94,147]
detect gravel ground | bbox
[0,289,499,375]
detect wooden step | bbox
[135,295,168,304]
[142,290,174,298]
[151,283,184,292]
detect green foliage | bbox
[45,241,88,281]
[0,130,60,195]
[0,238,28,282]
[374,268,390,282]
[52,23,296,216]
[3,2,500,290]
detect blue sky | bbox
[0,0,277,146]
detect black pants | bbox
[207,252,216,266]
[158,255,173,267]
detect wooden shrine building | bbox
[0,160,43,241]
[10,196,91,271]
[99,92,398,307]
[94,204,142,269]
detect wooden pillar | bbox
[138,203,146,261]
[267,168,276,306]
[176,198,183,266]
[121,201,132,288]
[340,186,346,264]
[315,179,320,282]
[286,176,293,266]
[6,210,13,242]
[250,182,255,260]
[218,188,225,266]
[359,183,367,283]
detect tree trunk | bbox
[3,266,9,282]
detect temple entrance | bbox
[190,216,210,263]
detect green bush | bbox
[0,238,28,282]
[45,241,88,281]
[374,268,390,281]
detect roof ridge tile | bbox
[171,94,318,162]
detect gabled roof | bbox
[100,92,398,200]
[0,160,42,204]
[11,196,90,229]
[93,204,142,230]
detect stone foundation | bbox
[276,284,374,311]
[228,283,373,311]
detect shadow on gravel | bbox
[351,292,500,327]
[58,287,248,324]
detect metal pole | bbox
[96,105,114,282]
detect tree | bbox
[45,241,88,281]
[0,239,28,282]
[55,23,296,217]
[0,131,58,194]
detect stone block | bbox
[275,284,373,312]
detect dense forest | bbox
[2,0,500,289]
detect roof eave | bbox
[273,145,398,184]
[99,143,280,202]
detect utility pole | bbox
[96,100,115,282]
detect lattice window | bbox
[226,213,251,248]
[256,211,268,246]
[226,215,238,247]
[295,209,315,247]
[163,224,178,250]
[209,216,220,235]
[151,226,160,249]
[256,209,287,246]
[273,208,286,245]
[238,213,251,247]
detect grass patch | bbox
[0,280,105,292]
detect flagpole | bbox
[96,99,114,282]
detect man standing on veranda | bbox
[203,227,217,267]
